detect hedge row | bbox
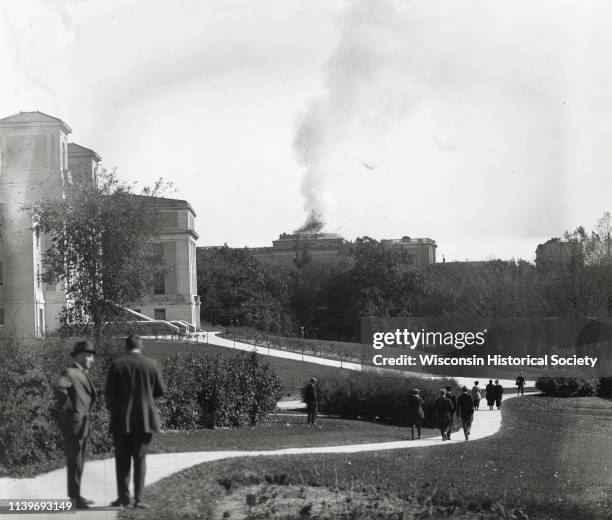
[0,340,281,473]
[0,337,121,472]
[535,375,600,397]
[314,369,458,428]
[158,352,282,429]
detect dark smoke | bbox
[295,211,324,234]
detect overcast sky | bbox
[2,0,611,261]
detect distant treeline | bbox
[197,220,612,342]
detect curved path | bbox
[0,399,516,520]
[0,335,524,519]
[198,331,522,389]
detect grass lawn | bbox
[213,330,544,381]
[119,395,612,520]
[142,339,352,397]
[150,413,441,453]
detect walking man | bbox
[494,379,504,410]
[515,373,526,396]
[433,389,454,441]
[105,335,165,509]
[55,340,96,509]
[471,381,481,410]
[304,377,319,425]
[445,385,457,440]
[485,379,495,410]
[405,388,425,440]
[457,386,475,440]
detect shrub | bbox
[598,377,612,397]
[0,337,122,474]
[535,375,599,397]
[315,369,458,427]
[158,351,282,429]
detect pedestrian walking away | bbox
[494,379,504,409]
[445,386,457,440]
[515,373,526,396]
[54,340,97,510]
[433,389,454,441]
[405,388,425,440]
[105,335,166,509]
[304,377,319,425]
[471,381,481,410]
[456,386,475,440]
[485,379,495,410]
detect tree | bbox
[196,246,289,331]
[33,171,168,338]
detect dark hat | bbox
[70,340,96,356]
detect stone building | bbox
[379,236,437,265]
[208,231,437,268]
[0,111,199,336]
[248,232,353,266]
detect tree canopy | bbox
[33,171,169,337]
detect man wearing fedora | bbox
[55,340,97,509]
[105,335,165,509]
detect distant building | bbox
[202,232,438,268]
[535,239,584,270]
[0,111,199,337]
[249,232,353,266]
[380,236,437,266]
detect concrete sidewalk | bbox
[0,395,515,520]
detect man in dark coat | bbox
[515,373,526,396]
[55,340,96,509]
[304,377,318,425]
[105,335,165,509]
[445,385,457,440]
[405,388,425,440]
[456,386,475,440]
[433,389,454,441]
[494,379,504,409]
[485,379,495,410]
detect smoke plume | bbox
[295,212,324,234]
[294,0,420,232]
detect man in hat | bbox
[55,340,97,509]
[304,377,319,425]
[105,335,165,509]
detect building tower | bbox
[0,111,72,336]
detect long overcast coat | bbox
[104,352,165,433]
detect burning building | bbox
[203,231,437,268]
[249,231,353,266]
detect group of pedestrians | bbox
[432,386,476,441]
[406,374,527,442]
[473,379,504,411]
[406,386,474,441]
[55,335,165,510]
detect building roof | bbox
[68,142,102,162]
[150,196,196,216]
[0,111,72,133]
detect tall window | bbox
[0,261,3,287]
[153,243,165,295]
[0,308,4,327]
[154,308,166,320]
[154,273,165,295]
[36,264,41,289]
